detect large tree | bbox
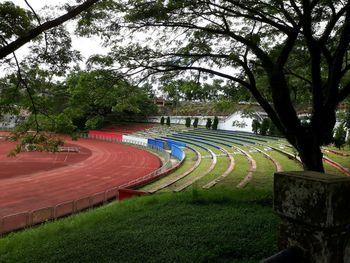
[0,0,101,59]
[65,70,157,129]
[0,0,102,132]
[79,0,350,172]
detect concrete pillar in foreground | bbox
[274,171,350,263]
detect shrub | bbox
[166,116,171,126]
[334,124,347,149]
[212,116,219,130]
[160,116,165,125]
[252,119,261,134]
[193,117,199,128]
[260,118,270,135]
[54,113,76,134]
[206,118,212,129]
[22,114,76,134]
[185,117,191,128]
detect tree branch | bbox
[133,21,274,70]
[24,0,48,55]
[206,0,292,33]
[285,70,312,85]
[0,0,100,59]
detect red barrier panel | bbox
[118,188,147,201]
[88,131,123,141]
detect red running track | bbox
[0,139,161,218]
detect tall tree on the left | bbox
[0,0,100,59]
[0,0,101,132]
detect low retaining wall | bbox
[0,188,119,235]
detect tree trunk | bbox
[295,133,325,172]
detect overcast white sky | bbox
[9,0,106,63]
[5,0,237,85]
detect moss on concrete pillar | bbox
[274,171,350,263]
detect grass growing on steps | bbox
[218,154,249,187]
[194,156,230,187]
[165,158,213,191]
[248,152,275,190]
[324,163,346,176]
[263,149,303,171]
[140,148,197,192]
[140,160,195,191]
[323,152,350,168]
[0,188,278,263]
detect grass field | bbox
[0,188,277,263]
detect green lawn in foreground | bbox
[0,188,278,263]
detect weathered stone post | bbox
[274,171,350,263]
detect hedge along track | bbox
[146,145,202,193]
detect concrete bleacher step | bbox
[235,147,257,188]
[250,146,283,173]
[147,147,202,193]
[202,148,235,189]
[173,148,217,192]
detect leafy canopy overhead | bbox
[78,0,350,172]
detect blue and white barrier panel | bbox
[148,138,165,149]
[171,144,185,161]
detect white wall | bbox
[148,112,263,132]
[122,135,148,145]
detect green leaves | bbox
[0,1,34,40]
[65,70,156,129]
